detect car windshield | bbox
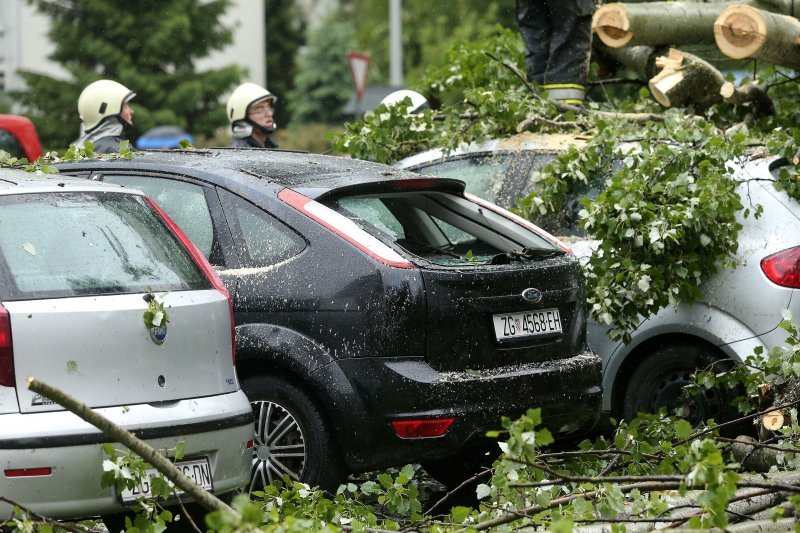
[0,191,210,300]
[416,150,604,238]
[324,190,562,267]
[416,153,512,204]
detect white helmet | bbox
[226,83,277,124]
[78,79,135,132]
[380,89,429,115]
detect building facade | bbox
[0,0,266,93]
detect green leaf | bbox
[174,441,185,461]
[450,506,472,523]
[674,419,694,439]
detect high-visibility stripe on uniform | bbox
[542,84,586,104]
[542,83,586,91]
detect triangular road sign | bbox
[347,51,370,102]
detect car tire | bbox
[242,375,343,492]
[622,342,736,426]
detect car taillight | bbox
[144,197,236,365]
[0,304,14,387]
[4,467,51,477]
[392,417,455,439]
[761,246,800,288]
[464,192,572,253]
[279,189,414,269]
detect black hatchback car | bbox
[58,149,602,490]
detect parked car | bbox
[396,133,800,426]
[0,170,253,525]
[0,115,43,161]
[56,149,603,490]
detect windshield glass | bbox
[416,154,511,205]
[0,192,210,300]
[324,190,561,267]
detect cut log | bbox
[648,48,725,108]
[714,4,800,69]
[593,2,726,48]
[597,45,669,80]
[720,81,776,116]
[593,1,800,48]
[762,410,785,430]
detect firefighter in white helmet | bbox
[72,79,135,154]
[379,89,429,115]
[227,82,278,149]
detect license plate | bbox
[492,308,562,341]
[119,458,212,502]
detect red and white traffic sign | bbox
[347,51,370,102]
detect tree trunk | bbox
[648,48,725,108]
[593,1,800,48]
[714,4,800,68]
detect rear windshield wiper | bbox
[398,238,462,258]
[489,247,565,264]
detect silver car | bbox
[0,170,252,522]
[397,134,800,424]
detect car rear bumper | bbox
[0,391,253,520]
[314,351,602,473]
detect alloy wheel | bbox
[249,400,307,491]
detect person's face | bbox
[120,101,134,124]
[247,100,274,129]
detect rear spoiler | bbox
[301,177,465,202]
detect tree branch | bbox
[26,377,240,519]
[484,52,665,123]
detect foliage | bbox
[527,117,748,342]
[264,0,306,128]
[14,320,800,531]
[335,28,800,341]
[143,290,170,329]
[287,13,356,124]
[14,0,243,150]
[0,139,132,176]
[343,0,516,84]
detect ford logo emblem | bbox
[150,324,168,345]
[521,288,543,303]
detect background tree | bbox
[14,0,243,149]
[287,12,355,124]
[264,0,306,128]
[343,0,517,83]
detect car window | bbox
[0,192,210,300]
[327,191,560,267]
[414,154,511,205]
[218,189,305,268]
[100,175,219,262]
[0,128,24,159]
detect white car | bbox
[0,170,252,525]
[398,133,800,425]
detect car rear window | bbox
[0,191,211,300]
[324,191,562,267]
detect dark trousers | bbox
[516,0,595,86]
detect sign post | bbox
[347,51,370,115]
